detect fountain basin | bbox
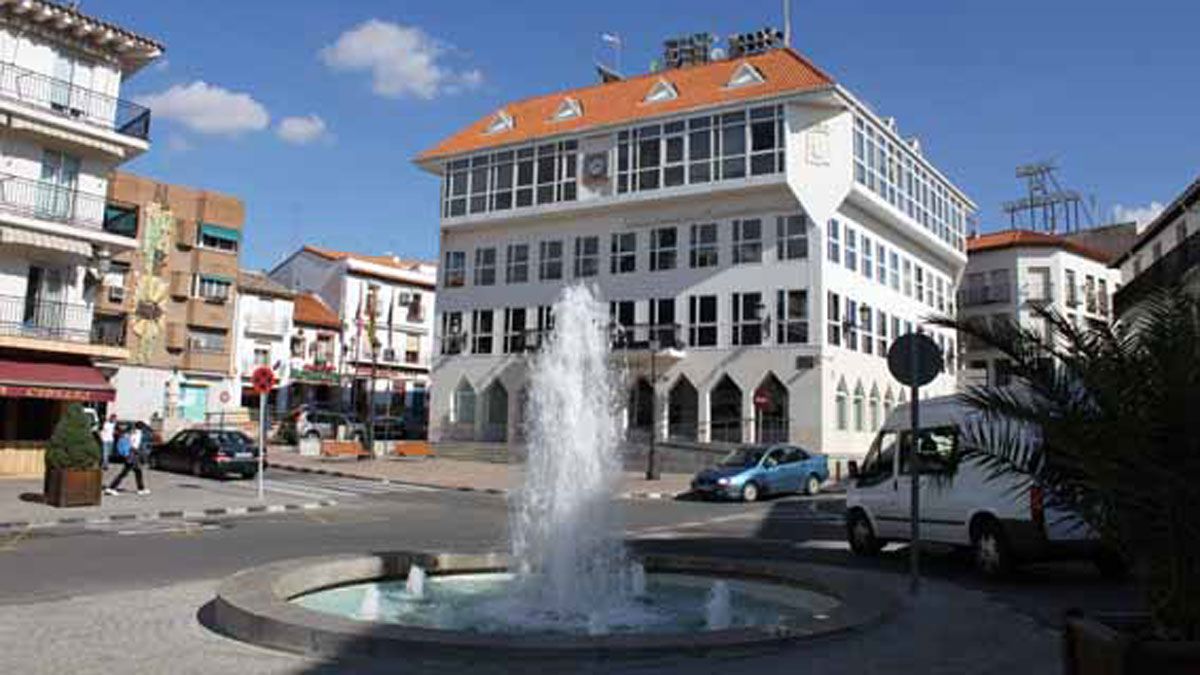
[209,550,897,660]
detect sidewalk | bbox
[266,447,696,499]
[0,468,335,530]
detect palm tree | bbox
[931,289,1200,640]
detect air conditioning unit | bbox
[107,286,125,303]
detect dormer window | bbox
[644,79,678,104]
[726,62,765,88]
[484,110,514,135]
[552,97,582,121]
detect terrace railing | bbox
[0,60,151,140]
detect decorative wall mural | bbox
[130,202,175,364]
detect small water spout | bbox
[705,580,731,630]
[630,562,647,598]
[358,584,382,621]
[406,565,427,599]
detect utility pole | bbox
[645,335,659,481]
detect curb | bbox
[0,499,338,532]
[268,461,691,502]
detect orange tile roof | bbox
[968,230,1113,264]
[417,48,835,161]
[302,246,433,272]
[293,292,341,330]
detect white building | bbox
[233,270,295,412]
[1112,177,1200,317]
[269,246,437,424]
[0,1,161,469]
[959,230,1122,387]
[415,44,974,465]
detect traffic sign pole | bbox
[909,336,921,595]
[258,393,265,501]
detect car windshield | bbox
[719,447,765,467]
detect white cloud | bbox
[319,20,483,100]
[165,133,192,153]
[1112,201,1165,228]
[276,114,328,145]
[137,81,269,135]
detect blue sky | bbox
[94,0,1199,270]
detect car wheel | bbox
[972,518,1014,579]
[804,474,822,496]
[847,510,883,556]
[740,482,760,503]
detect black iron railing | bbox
[1114,229,1200,316]
[0,294,96,343]
[0,60,151,140]
[0,173,106,229]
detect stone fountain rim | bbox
[209,549,898,660]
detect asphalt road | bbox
[0,476,1138,631]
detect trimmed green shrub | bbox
[44,403,100,471]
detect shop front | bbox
[0,354,116,476]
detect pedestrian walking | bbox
[105,423,149,496]
[98,414,116,472]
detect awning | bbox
[0,225,92,257]
[199,223,241,242]
[0,357,115,402]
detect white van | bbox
[844,395,1120,578]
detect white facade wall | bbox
[427,97,970,464]
[232,291,295,392]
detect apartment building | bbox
[233,270,294,411]
[416,38,973,463]
[959,229,1122,386]
[102,172,245,424]
[270,246,437,423]
[0,1,161,473]
[1113,176,1200,316]
[285,291,343,411]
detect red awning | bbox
[0,357,115,402]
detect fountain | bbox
[210,285,890,659]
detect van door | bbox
[902,426,966,545]
[855,430,902,538]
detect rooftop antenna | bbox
[1001,160,1096,234]
[783,0,792,47]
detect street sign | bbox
[219,390,231,404]
[251,366,275,395]
[753,389,771,410]
[887,333,943,387]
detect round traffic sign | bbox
[887,333,944,388]
[219,390,231,404]
[251,366,276,394]
[753,389,771,410]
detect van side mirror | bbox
[847,460,859,478]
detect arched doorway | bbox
[668,376,698,441]
[628,377,654,440]
[481,381,509,442]
[710,376,742,443]
[754,373,789,443]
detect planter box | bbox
[1064,612,1200,675]
[43,468,102,508]
[298,437,321,457]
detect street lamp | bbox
[645,328,660,481]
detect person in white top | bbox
[99,414,116,472]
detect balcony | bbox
[244,316,288,337]
[958,286,1012,307]
[0,173,106,231]
[187,297,232,329]
[0,60,151,140]
[1114,229,1200,316]
[182,348,230,373]
[0,294,124,358]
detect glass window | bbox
[877,310,889,355]
[196,276,231,301]
[876,242,887,284]
[846,299,859,350]
[688,295,718,347]
[610,232,637,274]
[689,223,718,268]
[649,227,677,271]
[188,328,227,353]
[503,307,527,354]
[861,234,873,278]
[440,312,464,355]
[538,240,563,280]
[471,310,494,354]
[731,292,763,346]
[853,385,865,431]
[859,303,873,355]
[845,227,858,271]
[505,243,529,284]
[649,298,676,347]
[900,426,959,475]
[835,382,848,430]
[776,289,808,344]
[444,142,576,216]
[574,236,599,278]
[444,251,466,288]
[732,218,762,264]
[776,214,807,261]
[473,247,496,286]
[827,219,840,263]
[827,291,842,346]
[720,111,746,179]
[889,251,900,290]
[903,259,913,297]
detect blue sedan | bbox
[691,444,829,502]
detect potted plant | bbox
[43,403,103,508]
[932,289,1200,674]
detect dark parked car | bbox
[150,428,261,479]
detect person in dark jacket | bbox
[105,423,150,495]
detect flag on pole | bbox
[601,32,621,46]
